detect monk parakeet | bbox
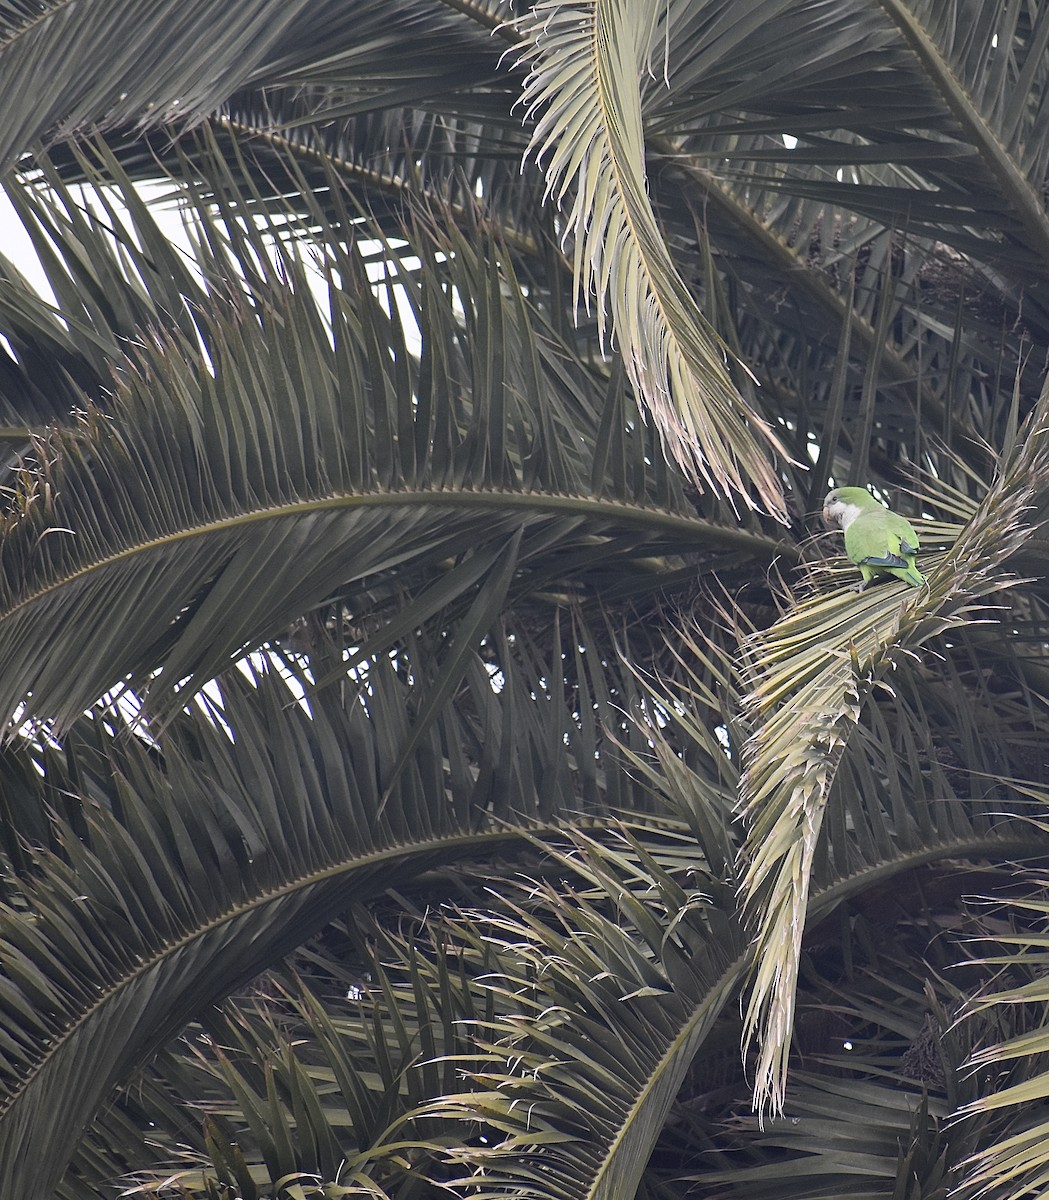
[823,486,925,588]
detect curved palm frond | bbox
[0,623,630,1199]
[735,382,1049,1119]
[628,591,1049,1137]
[423,828,748,1200]
[0,144,795,735]
[513,0,790,515]
[105,820,735,1199]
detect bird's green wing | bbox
[844,510,918,568]
[886,511,920,556]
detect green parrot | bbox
[822,486,925,589]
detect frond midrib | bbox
[585,949,748,1200]
[809,829,1049,920]
[2,486,798,621]
[0,822,551,1123]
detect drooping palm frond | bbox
[512,0,790,515]
[621,581,1049,1157]
[735,381,1049,1119]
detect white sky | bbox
[0,191,57,303]
[0,180,197,306]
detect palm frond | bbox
[705,1077,952,1200]
[513,0,789,515]
[118,932,488,1196]
[426,828,748,1200]
[0,0,517,187]
[0,146,796,734]
[0,635,616,1199]
[737,379,1049,1120]
[0,0,325,173]
[77,818,745,1197]
[949,853,1049,1200]
[0,5,1048,1198]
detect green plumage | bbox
[822,486,925,588]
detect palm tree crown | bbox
[0,3,1046,1199]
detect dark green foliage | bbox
[0,4,1048,1200]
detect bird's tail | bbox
[900,563,925,587]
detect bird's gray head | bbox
[822,486,877,530]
